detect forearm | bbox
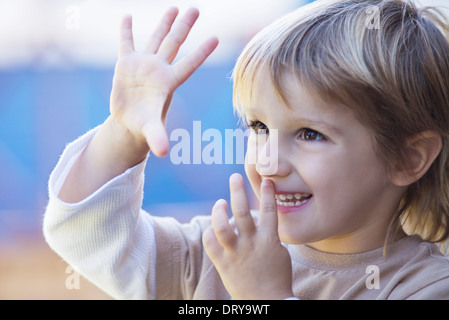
[43,129,156,299]
[58,116,149,203]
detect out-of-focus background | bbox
[0,0,447,300]
[0,0,312,300]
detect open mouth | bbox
[275,193,312,207]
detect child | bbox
[44,0,449,299]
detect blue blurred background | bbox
[0,0,312,242]
[0,0,311,299]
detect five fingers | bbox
[116,8,218,157]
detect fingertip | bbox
[121,14,132,26]
[260,179,276,207]
[187,7,200,17]
[149,138,169,157]
[147,142,168,158]
[211,203,227,230]
[202,226,220,255]
[207,36,219,50]
[165,6,179,18]
[211,200,228,224]
[202,225,214,244]
[210,204,237,249]
[261,178,275,190]
[151,146,169,158]
[229,172,243,185]
[262,178,271,185]
[214,199,228,210]
[142,124,169,157]
[183,7,200,26]
[167,6,179,13]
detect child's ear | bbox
[390,131,442,187]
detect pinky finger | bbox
[173,37,219,85]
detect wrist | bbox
[58,118,149,203]
[104,116,150,167]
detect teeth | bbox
[275,193,312,207]
[276,198,310,207]
[275,193,310,200]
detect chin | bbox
[278,224,324,245]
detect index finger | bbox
[258,179,279,237]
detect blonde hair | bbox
[233,0,449,246]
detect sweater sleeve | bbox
[42,128,157,300]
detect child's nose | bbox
[253,132,291,178]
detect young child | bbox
[43,0,449,299]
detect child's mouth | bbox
[275,193,312,207]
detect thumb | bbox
[142,120,169,157]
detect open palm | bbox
[110,7,218,157]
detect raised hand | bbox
[203,174,294,300]
[110,7,219,157]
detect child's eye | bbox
[249,120,269,134]
[298,128,325,142]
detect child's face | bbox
[244,68,405,253]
